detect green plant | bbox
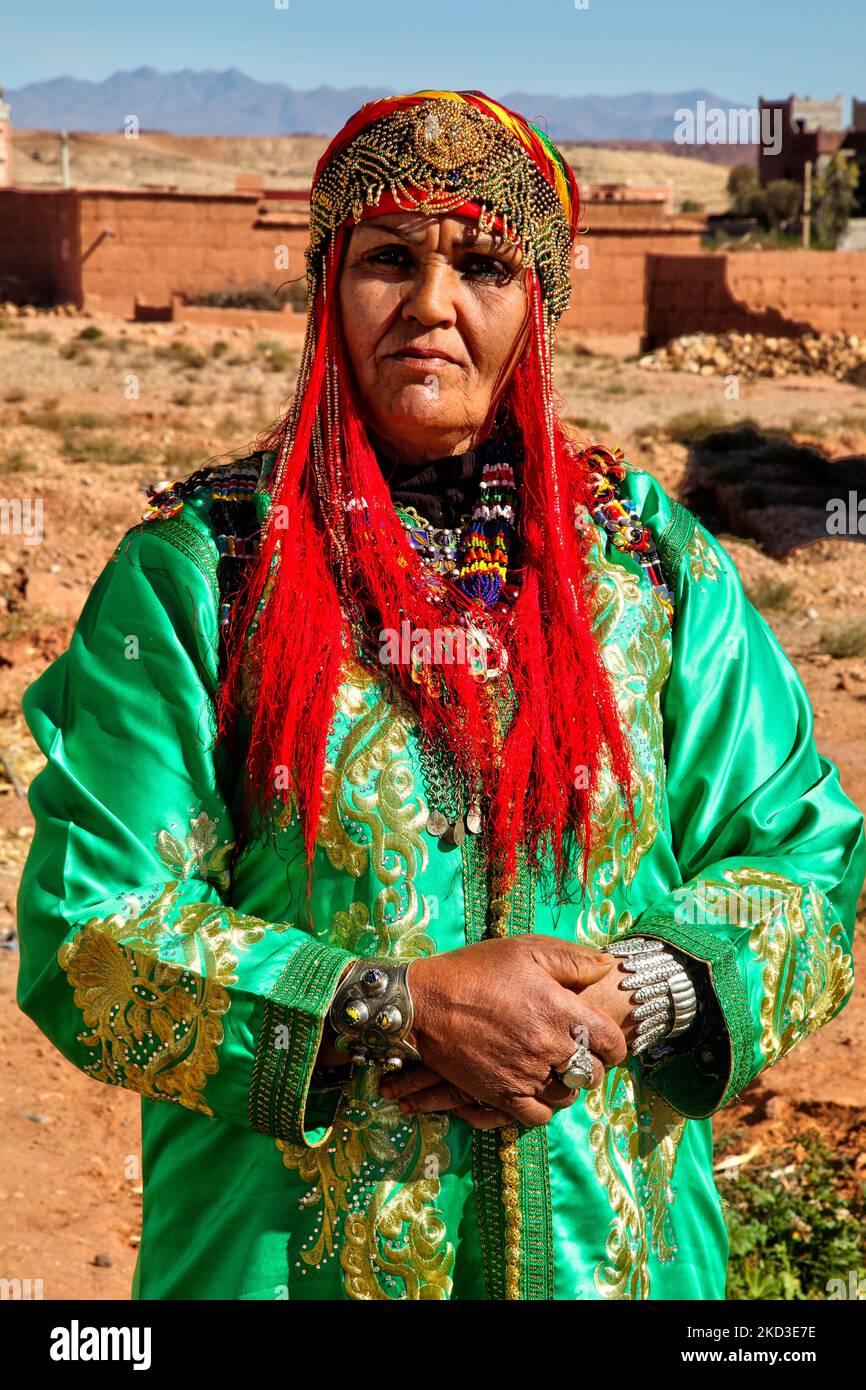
[663,411,731,444]
[22,408,113,431]
[727,163,761,216]
[190,282,286,311]
[568,415,611,434]
[0,603,66,643]
[254,339,295,373]
[721,1133,866,1300]
[59,426,149,466]
[0,448,30,473]
[58,341,94,364]
[764,179,803,232]
[21,408,64,430]
[64,410,115,429]
[77,325,103,340]
[154,341,207,370]
[814,152,861,249]
[789,414,830,437]
[819,620,866,659]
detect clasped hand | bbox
[378,936,640,1130]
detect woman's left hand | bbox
[380,956,639,1126]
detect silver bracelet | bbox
[605,936,698,1058]
[329,958,421,1071]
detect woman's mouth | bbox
[387,348,461,371]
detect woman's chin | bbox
[373,396,472,453]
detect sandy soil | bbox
[1,311,864,1298]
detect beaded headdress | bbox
[218,90,637,904]
[306,91,580,325]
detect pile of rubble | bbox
[639,331,866,383]
[1,302,79,318]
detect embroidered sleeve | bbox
[16,523,356,1148]
[615,503,865,1119]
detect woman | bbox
[16,90,865,1301]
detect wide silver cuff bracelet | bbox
[606,936,698,1057]
[329,958,422,1071]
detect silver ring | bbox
[554,1042,595,1091]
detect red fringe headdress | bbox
[216,90,638,909]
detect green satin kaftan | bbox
[16,454,866,1301]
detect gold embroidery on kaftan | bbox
[684,868,854,1068]
[58,810,279,1115]
[278,674,454,1299]
[576,904,687,1297]
[584,533,672,895]
[687,526,722,583]
[586,1064,686,1299]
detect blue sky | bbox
[0,0,858,104]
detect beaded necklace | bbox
[389,430,520,846]
[396,439,678,848]
[393,430,520,614]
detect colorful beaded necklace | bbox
[387,430,521,846]
[393,429,520,617]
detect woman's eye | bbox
[363,248,513,282]
[461,256,513,283]
[366,247,412,268]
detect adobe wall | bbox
[562,225,704,337]
[0,188,81,304]
[170,299,308,333]
[76,191,703,337]
[645,250,866,344]
[77,190,310,315]
[8,189,864,348]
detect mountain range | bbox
[3,67,744,140]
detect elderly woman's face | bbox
[338,211,528,463]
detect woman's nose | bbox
[401,261,458,328]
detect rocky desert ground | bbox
[1,305,864,1298]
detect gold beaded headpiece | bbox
[307,89,581,325]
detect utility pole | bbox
[60,130,70,188]
[803,159,812,248]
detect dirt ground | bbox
[1,310,864,1298]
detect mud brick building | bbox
[759,94,866,215]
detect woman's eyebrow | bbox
[353,221,517,255]
[353,221,427,244]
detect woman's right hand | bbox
[384,936,628,1128]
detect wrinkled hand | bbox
[382,950,640,1128]
[379,936,633,1130]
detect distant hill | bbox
[5,67,747,142]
